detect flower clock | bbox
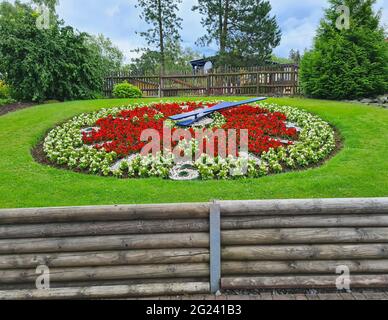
[43,101,336,180]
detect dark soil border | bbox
[0,102,37,117]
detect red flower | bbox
[82,102,298,157]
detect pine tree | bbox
[136,0,182,75]
[300,0,388,99]
[193,0,281,67]
[289,49,301,64]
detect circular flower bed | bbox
[43,101,336,180]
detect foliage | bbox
[1,97,388,207]
[112,82,143,99]
[300,0,388,99]
[0,1,106,102]
[31,0,59,12]
[0,98,15,107]
[0,80,10,99]
[136,0,183,73]
[127,42,201,74]
[271,55,293,64]
[87,34,125,76]
[193,0,281,67]
[289,49,302,64]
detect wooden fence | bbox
[103,64,299,98]
[0,198,388,299]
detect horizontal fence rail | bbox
[103,64,299,98]
[0,198,388,299]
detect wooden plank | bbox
[3,198,387,225]
[0,277,210,291]
[318,293,343,300]
[0,203,210,225]
[0,264,210,284]
[0,282,210,300]
[0,219,209,239]
[339,292,355,300]
[209,202,221,294]
[351,292,367,300]
[221,214,388,229]
[222,260,388,275]
[222,244,388,260]
[0,249,210,269]
[219,198,388,216]
[361,292,388,300]
[221,275,388,290]
[221,228,388,245]
[0,233,209,254]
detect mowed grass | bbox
[0,97,387,208]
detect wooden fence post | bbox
[206,74,211,96]
[159,75,164,98]
[209,200,221,294]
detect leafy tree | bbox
[31,0,59,12]
[193,0,281,67]
[0,1,104,101]
[289,49,301,64]
[128,42,201,75]
[87,34,125,76]
[271,55,292,64]
[136,0,182,75]
[32,0,59,25]
[300,0,388,99]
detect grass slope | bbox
[0,97,387,208]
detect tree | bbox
[127,42,201,75]
[271,55,292,64]
[87,34,125,75]
[136,0,182,75]
[193,0,281,67]
[289,49,301,64]
[31,0,59,12]
[300,0,388,99]
[0,1,105,101]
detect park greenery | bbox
[1,97,387,207]
[0,80,15,107]
[193,0,281,67]
[135,0,183,75]
[300,0,388,99]
[112,81,143,99]
[0,0,387,207]
[0,1,116,102]
[127,43,201,75]
[0,0,386,103]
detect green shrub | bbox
[0,98,15,107]
[0,2,105,102]
[112,81,143,99]
[0,80,10,99]
[300,0,388,100]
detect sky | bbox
[8,0,388,62]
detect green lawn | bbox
[0,97,387,209]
